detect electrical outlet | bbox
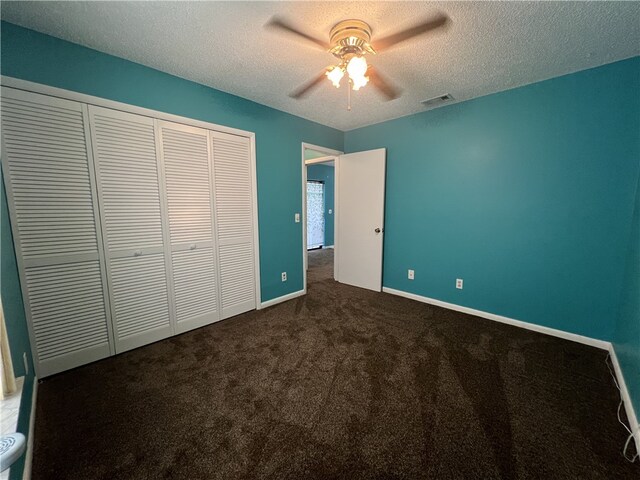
[281,272,287,282]
[408,269,415,280]
[328,209,333,214]
[23,352,29,375]
[294,213,300,223]
[456,278,463,290]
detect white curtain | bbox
[0,298,17,400]
[307,181,325,248]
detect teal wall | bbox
[307,164,335,246]
[345,57,640,341]
[614,171,640,415]
[0,22,343,304]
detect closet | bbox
[1,86,258,377]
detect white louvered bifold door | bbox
[211,131,256,319]
[0,87,114,377]
[88,106,173,353]
[157,121,220,334]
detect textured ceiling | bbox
[2,1,639,131]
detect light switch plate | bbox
[294,213,300,223]
[328,209,333,214]
[408,269,415,280]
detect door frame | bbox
[301,143,342,292]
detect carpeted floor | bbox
[33,249,638,479]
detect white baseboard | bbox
[382,287,610,350]
[22,377,37,480]
[324,245,334,249]
[260,289,305,309]
[382,286,639,452]
[608,346,640,452]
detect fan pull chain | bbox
[347,78,352,111]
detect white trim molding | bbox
[608,346,640,452]
[260,289,305,309]
[22,378,37,480]
[302,142,342,157]
[382,286,639,452]
[382,287,610,349]
[305,156,335,166]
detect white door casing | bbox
[336,148,386,291]
[301,142,343,292]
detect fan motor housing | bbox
[329,19,374,57]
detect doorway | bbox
[301,143,386,293]
[302,143,341,291]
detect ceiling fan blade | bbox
[265,16,330,50]
[289,70,329,99]
[367,66,401,101]
[373,14,450,52]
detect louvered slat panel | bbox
[212,132,255,318]
[89,107,164,252]
[1,93,99,259]
[109,254,171,349]
[213,138,252,240]
[172,248,218,329]
[218,243,255,308]
[24,260,109,368]
[161,126,213,245]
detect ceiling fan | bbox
[266,13,450,107]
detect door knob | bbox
[374,228,381,234]
[134,250,142,257]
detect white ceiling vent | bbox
[421,94,454,108]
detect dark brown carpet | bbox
[33,249,638,479]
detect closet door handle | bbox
[190,244,197,250]
[134,250,142,257]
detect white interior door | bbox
[157,120,220,334]
[0,88,114,377]
[211,131,256,318]
[89,106,173,353]
[336,148,386,291]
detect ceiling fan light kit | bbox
[326,66,344,88]
[266,13,450,108]
[326,54,369,91]
[326,19,375,93]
